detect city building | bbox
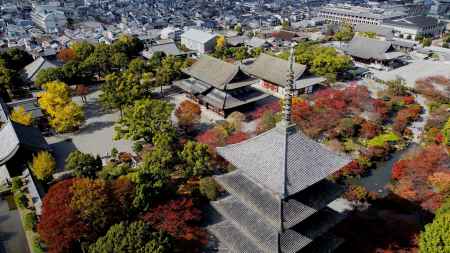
[180,29,218,54]
[318,6,386,26]
[31,8,67,33]
[381,16,445,40]
[209,48,351,253]
[173,55,269,116]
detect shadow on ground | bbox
[49,139,78,171]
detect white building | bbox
[160,26,183,41]
[31,8,67,33]
[180,29,218,54]
[318,6,385,25]
[382,16,445,40]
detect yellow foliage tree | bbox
[32,151,56,181]
[38,81,84,132]
[216,36,226,49]
[10,106,32,126]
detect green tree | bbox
[83,43,113,76]
[179,141,211,177]
[142,132,176,170]
[31,151,56,181]
[199,177,219,200]
[65,150,102,178]
[132,162,169,211]
[71,41,95,61]
[100,71,151,114]
[0,65,20,100]
[334,24,354,42]
[111,52,129,70]
[281,20,289,29]
[422,38,432,47]
[114,99,173,142]
[360,31,376,38]
[0,48,33,70]
[35,67,64,87]
[234,24,242,34]
[419,214,450,253]
[88,221,172,253]
[111,35,144,57]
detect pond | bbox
[351,143,419,197]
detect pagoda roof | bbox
[211,195,313,253]
[217,124,351,198]
[215,170,319,229]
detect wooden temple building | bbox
[173,55,269,116]
[209,47,351,252]
[242,53,327,98]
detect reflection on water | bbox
[353,144,419,197]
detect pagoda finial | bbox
[282,43,295,125]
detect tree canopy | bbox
[32,151,56,181]
[38,81,84,133]
[114,99,173,142]
[65,150,102,178]
[88,221,172,253]
[10,106,32,126]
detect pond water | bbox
[351,143,419,197]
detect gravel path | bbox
[409,94,429,143]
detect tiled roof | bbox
[243,54,306,87]
[217,124,351,197]
[22,56,58,82]
[344,36,393,60]
[183,55,240,89]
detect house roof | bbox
[148,42,183,56]
[217,124,351,198]
[0,121,48,165]
[22,56,58,82]
[243,54,306,87]
[181,29,217,43]
[245,37,269,48]
[345,36,394,60]
[182,55,241,90]
[383,16,441,29]
[227,35,249,47]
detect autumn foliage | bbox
[226,131,249,144]
[391,145,450,211]
[175,100,201,129]
[37,178,135,253]
[57,48,77,62]
[37,179,90,253]
[142,198,207,250]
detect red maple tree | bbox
[142,198,207,245]
[37,179,90,253]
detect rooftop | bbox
[181,29,217,43]
[217,124,351,198]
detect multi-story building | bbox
[31,8,67,33]
[382,16,445,39]
[318,6,386,25]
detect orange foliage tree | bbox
[175,100,201,129]
[57,48,76,62]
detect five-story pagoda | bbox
[209,45,352,253]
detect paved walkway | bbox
[0,197,29,253]
[46,90,133,170]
